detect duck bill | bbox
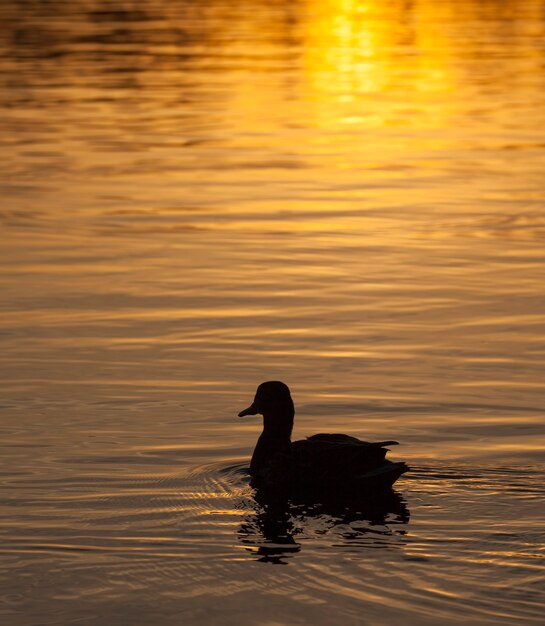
[238,403,259,417]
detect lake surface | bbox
[1,0,544,624]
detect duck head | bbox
[238,381,294,440]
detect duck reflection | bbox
[238,483,409,564]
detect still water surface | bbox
[1,1,544,624]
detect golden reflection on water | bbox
[0,0,540,449]
[0,0,545,454]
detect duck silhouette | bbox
[238,381,409,491]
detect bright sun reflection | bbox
[298,0,459,128]
[303,0,389,96]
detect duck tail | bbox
[357,462,409,488]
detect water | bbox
[1,0,544,624]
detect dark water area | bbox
[1,0,544,624]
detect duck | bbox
[238,381,409,491]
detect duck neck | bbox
[250,408,293,477]
[262,408,293,441]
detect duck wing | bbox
[290,435,407,487]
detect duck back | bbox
[289,434,407,489]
